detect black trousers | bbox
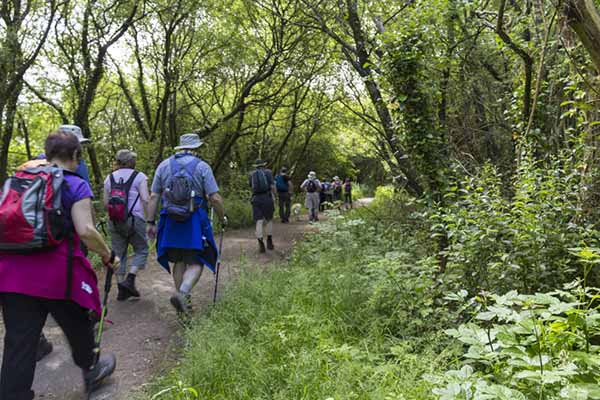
[344,192,352,208]
[0,293,95,400]
[278,192,291,221]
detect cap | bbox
[58,124,89,144]
[116,149,137,164]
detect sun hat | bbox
[58,124,90,144]
[253,159,268,167]
[115,149,137,164]
[174,133,204,150]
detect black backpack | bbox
[307,180,318,193]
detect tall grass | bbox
[142,210,445,400]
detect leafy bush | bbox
[222,192,254,229]
[430,279,600,399]
[430,158,598,294]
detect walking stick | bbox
[212,227,225,304]
[94,267,113,363]
[87,266,113,399]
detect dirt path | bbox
[0,218,317,400]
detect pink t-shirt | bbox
[103,168,148,221]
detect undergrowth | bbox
[143,202,447,400]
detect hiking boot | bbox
[36,333,53,362]
[170,292,192,315]
[118,273,140,298]
[267,235,274,250]
[116,285,130,301]
[258,238,266,253]
[83,353,116,393]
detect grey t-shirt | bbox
[151,153,219,207]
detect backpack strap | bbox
[169,155,202,195]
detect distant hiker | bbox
[146,133,226,316]
[344,177,353,209]
[103,149,149,301]
[320,178,332,211]
[275,166,292,223]
[332,176,342,202]
[250,159,275,253]
[301,171,322,222]
[32,124,92,362]
[0,130,120,399]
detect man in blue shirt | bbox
[146,133,226,315]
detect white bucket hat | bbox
[308,171,316,179]
[175,133,204,150]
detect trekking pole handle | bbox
[102,250,116,267]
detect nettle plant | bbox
[431,157,592,295]
[429,248,600,400]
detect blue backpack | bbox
[164,156,202,222]
[275,174,289,192]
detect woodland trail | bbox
[0,216,320,400]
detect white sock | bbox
[256,219,264,239]
[179,265,203,294]
[266,220,273,236]
[130,265,139,275]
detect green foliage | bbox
[222,194,254,230]
[430,283,600,400]
[143,206,447,400]
[430,157,598,294]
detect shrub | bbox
[430,158,598,295]
[430,280,600,400]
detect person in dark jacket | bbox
[275,166,292,223]
[249,159,276,252]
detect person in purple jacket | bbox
[0,131,120,399]
[33,124,93,361]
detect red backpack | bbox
[0,165,70,252]
[107,171,139,223]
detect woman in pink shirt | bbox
[0,131,120,399]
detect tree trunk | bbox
[564,0,600,74]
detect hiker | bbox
[103,149,149,301]
[332,176,342,202]
[301,171,322,222]
[146,133,226,315]
[250,159,276,253]
[0,130,119,399]
[275,166,292,223]
[344,177,353,209]
[33,124,92,362]
[320,178,332,211]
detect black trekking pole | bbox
[212,227,225,304]
[87,266,113,399]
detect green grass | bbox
[142,214,445,400]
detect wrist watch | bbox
[147,220,156,225]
